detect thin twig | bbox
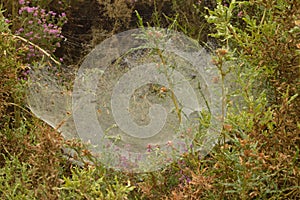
[1,32,61,65]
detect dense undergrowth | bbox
[0,0,299,199]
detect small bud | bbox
[216,48,228,56]
[223,124,232,132]
[160,86,168,93]
[211,58,218,65]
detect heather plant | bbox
[1,3,65,199]
[0,0,68,126]
[0,13,66,194]
[0,9,135,198]
[0,7,26,128]
[14,0,67,62]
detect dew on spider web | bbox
[27,62,77,140]
[27,28,224,172]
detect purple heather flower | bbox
[186,177,191,184]
[25,31,33,37]
[23,69,30,75]
[26,7,35,13]
[237,11,243,18]
[19,0,25,5]
[18,9,23,15]
[49,11,56,16]
[178,159,185,165]
[48,29,59,34]
[147,144,152,152]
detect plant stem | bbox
[157,48,182,123]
